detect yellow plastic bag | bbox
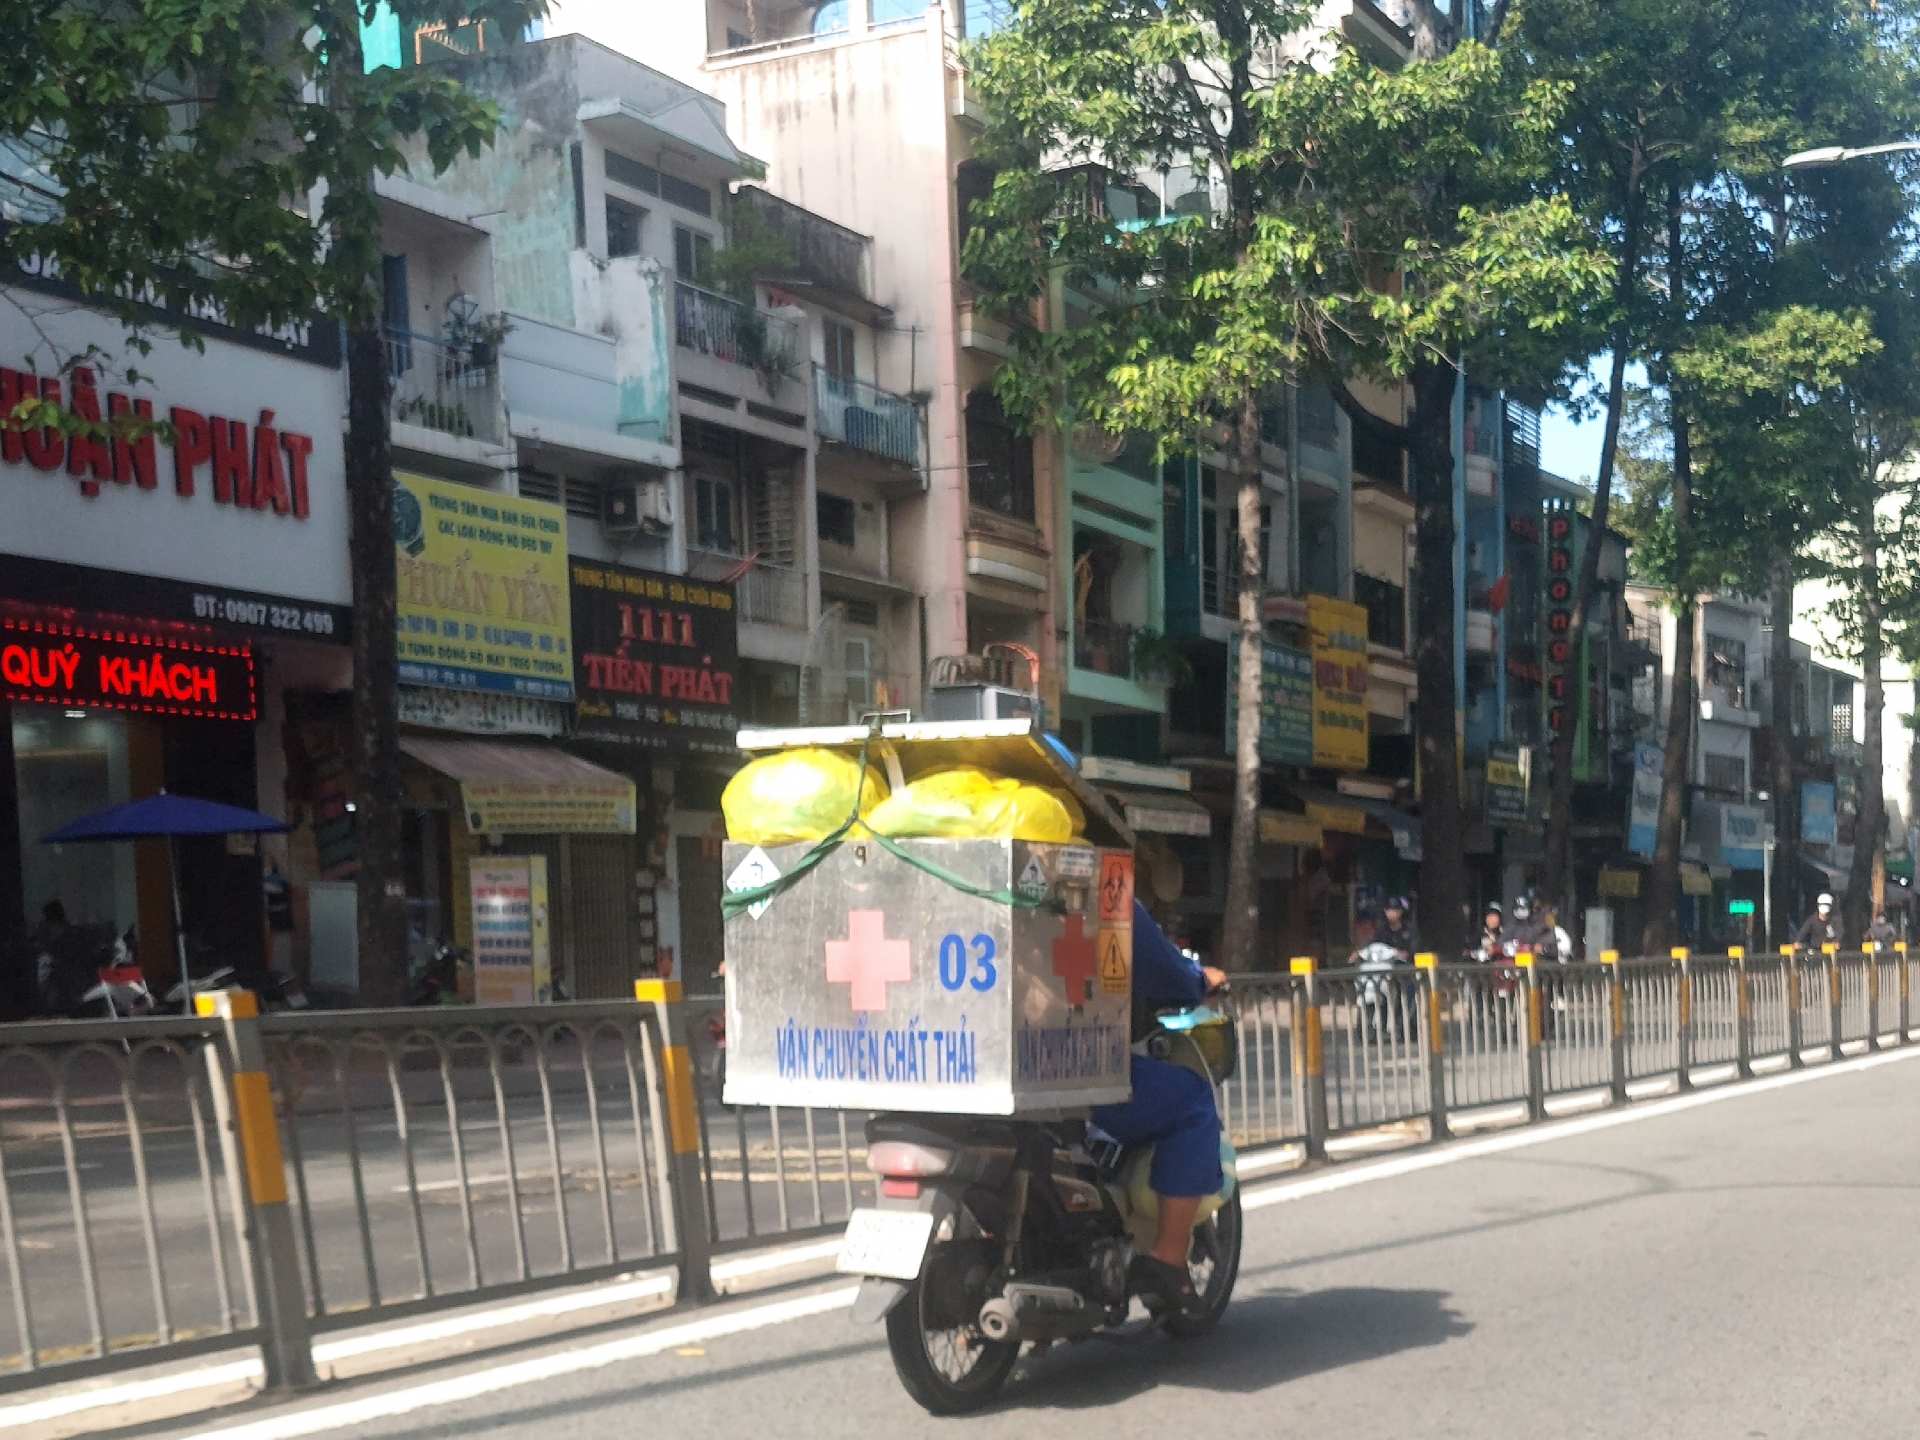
[722,748,889,846]
[865,766,1074,843]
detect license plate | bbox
[837,1208,935,1280]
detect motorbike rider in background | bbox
[1471,902,1505,962]
[1795,893,1841,954]
[1089,900,1227,1317]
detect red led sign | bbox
[0,616,257,721]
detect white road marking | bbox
[171,1288,860,1440]
[13,1042,1920,1435]
[1242,1043,1920,1210]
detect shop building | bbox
[0,273,351,1012]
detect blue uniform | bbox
[1089,901,1224,1198]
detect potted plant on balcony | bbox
[1129,628,1193,687]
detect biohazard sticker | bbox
[1098,853,1134,923]
[1098,926,1132,996]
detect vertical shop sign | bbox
[1225,640,1315,765]
[1542,501,1581,751]
[1307,595,1370,770]
[1486,743,1531,826]
[469,856,552,1006]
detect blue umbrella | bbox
[42,792,289,844]
[42,792,290,1010]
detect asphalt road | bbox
[134,1045,1920,1440]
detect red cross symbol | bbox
[824,910,911,1012]
[1052,913,1098,1005]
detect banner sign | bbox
[0,612,255,721]
[569,560,738,754]
[1627,741,1663,858]
[1308,595,1370,770]
[459,777,636,836]
[1801,781,1837,845]
[393,472,572,700]
[1225,640,1314,766]
[469,857,552,1006]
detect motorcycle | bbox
[36,923,131,1018]
[82,929,154,1020]
[848,1003,1243,1414]
[1352,940,1410,1040]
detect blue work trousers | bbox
[1090,1055,1223,1198]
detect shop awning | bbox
[1346,797,1423,861]
[400,738,637,835]
[1096,784,1212,837]
[1259,810,1324,848]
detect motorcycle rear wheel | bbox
[884,1264,1020,1415]
[1162,1192,1242,1338]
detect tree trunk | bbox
[1643,187,1694,956]
[1844,498,1884,946]
[1767,548,1799,950]
[1541,176,1645,915]
[1643,593,1695,954]
[328,17,407,1006]
[1220,386,1267,971]
[344,312,408,1006]
[1410,356,1467,961]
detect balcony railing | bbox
[1075,617,1135,678]
[385,327,502,444]
[814,365,919,468]
[737,561,808,630]
[674,281,800,375]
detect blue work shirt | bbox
[1131,899,1208,1008]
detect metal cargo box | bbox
[721,720,1138,1115]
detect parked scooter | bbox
[852,1003,1243,1414]
[81,929,155,1020]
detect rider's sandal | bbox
[1127,1254,1200,1316]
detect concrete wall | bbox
[703,19,969,660]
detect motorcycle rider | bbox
[1471,902,1504,962]
[1506,893,1548,957]
[1089,900,1227,1316]
[1795,893,1841,954]
[1376,895,1418,961]
[1868,911,1898,951]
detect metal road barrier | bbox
[0,944,1913,1395]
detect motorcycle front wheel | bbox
[884,1252,1020,1415]
[1163,1192,1243,1338]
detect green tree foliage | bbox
[966,1,1603,962]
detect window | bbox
[694,473,738,553]
[675,224,714,285]
[382,254,412,374]
[965,387,1034,521]
[605,197,645,259]
[956,161,996,255]
[606,149,712,217]
[1200,467,1270,617]
[1351,423,1405,490]
[823,320,856,394]
[817,491,857,548]
[1703,752,1747,798]
[1704,632,1748,710]
[1354,573,1406,651]
[1298,383,1339,451]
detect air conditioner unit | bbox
[924,683,1045,727]
[603,475,676,537]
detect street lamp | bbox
[1782,140,1920,170]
